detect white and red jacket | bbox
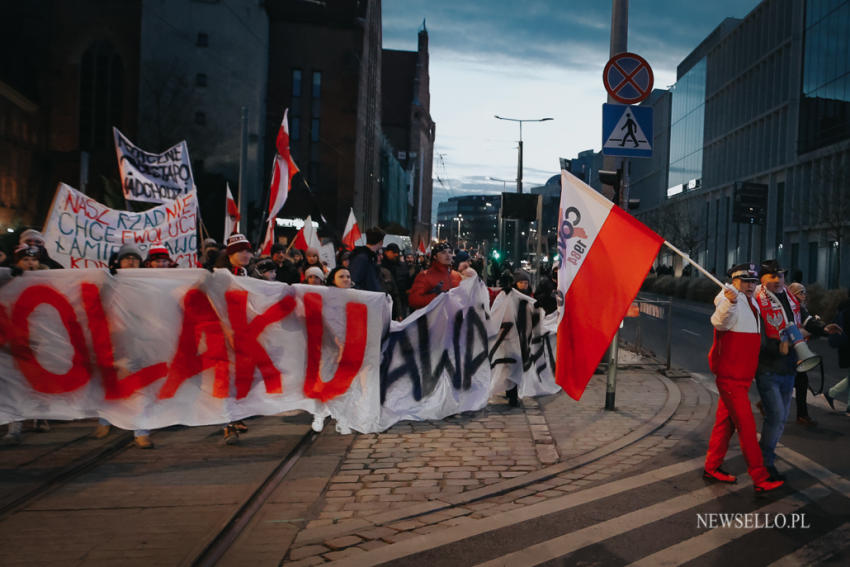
[708,289,762,380]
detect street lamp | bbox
[453,214,463,246]
[488,176,510,191]
[494,115,553,194]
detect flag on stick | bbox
[224,182,240,238]
[260,109,299,254]
[418,239,427,254]
[342,209,362,250]
[556,170,663,399]
[292,215,321,251]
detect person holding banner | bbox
[327,267,353,288]
[754,260,841,480]
[19,229,62,270]
[271,243,299,284]
[144,243,177,269]
[408,243,461,310]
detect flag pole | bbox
[662,241,726,288]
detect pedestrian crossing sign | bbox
[602,103,653,158]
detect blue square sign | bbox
[602,103,653,158]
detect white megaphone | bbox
[782,324,821,373]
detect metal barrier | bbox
[620,293,674,371]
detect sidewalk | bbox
[280,351,695,564]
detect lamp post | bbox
[493,115,553,194]
[453,214,463,247]
[436,223,444,242]
[488,176,510,191]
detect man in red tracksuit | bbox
[703,263,783,493]
[407,243,462,310]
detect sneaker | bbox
[1,432,21,446]
[312,415,325,432]
[134,435,154,449]
[506,386,519,408]
[824,391,836,410]
[766,465,785,481]
[754,478,784,493]
[796,416,817,427]
[703,468,737,483]
[232,420,248,433]
[33,420,50,432]
[93,423,111,439]
[223,425,239,445]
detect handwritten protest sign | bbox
[113,127,194,203]
[42,183,198,268]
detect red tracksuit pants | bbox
[704,375,770,484]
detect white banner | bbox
[0,273,559,433]
[113,127,194,203]
[42,183,199,268]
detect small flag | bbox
[556,170,663,399]
[342,209,362,250]
[292,215,321,251]
[418,239,426,254]
[224,182,240,238]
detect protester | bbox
[327,266,353,288]
[824,288,850,415]
[408,243,461,310]
[144,243,177,268]
[252,257,278,281]
[349,226,386,292]
[271,243,299,284]
[786,283,817,426]
[214,233,253,277]
[702,263,783,493]
[113,243,142,269]
[338,250,352,269]
[381,243,411,319]
[304,266,326,285]
[18,228,62,269]
[534,269,558,315]
[512,269,532,296]
[754,260,841,480]
[299,247,327,280]
[200,238,221,270]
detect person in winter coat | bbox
[214,233,253,276]
[18,229,63,269]
[408,243,461,310]
[348,227,386,292]
[703,263,783,493]
[824,288,850,415]
[753,259,841,480]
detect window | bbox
[197,32,208,47]
[195,73,207,87]
[79,41,124,150]
[311,71,322,98]
[292,69,302,97]
[808,242,818,282]
[195,111,206,126]
[291,116,300,141]
[311,118,319,142]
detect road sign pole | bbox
[605,0,628,411]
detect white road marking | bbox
[681,329,701,337]
[777,444,850,499]
[625,485,830,567]
[767,522,850,567]
[473,481,753,567]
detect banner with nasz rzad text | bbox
[113,127,194,203]
[41,183,198,268]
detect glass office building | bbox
[667,59,706,196]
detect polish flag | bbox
[260,109,299,255]
[224,182,240,238]
[292,215,321,251]
[556,170,662,399]
[341,209,362,250]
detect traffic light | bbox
[598,168,622,206]
[733,182,768,225]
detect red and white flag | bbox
[224,182,240,238]
[342,208,362,250]
[260,109,299,254]
[292,215,321,251]
[556,170,662,400]
[418,239,427,254]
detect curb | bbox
[294,372,682,546]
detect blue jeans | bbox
[755,371,794,467]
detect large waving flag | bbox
[224,182,240,238]
[342,208,362,250]
[260,109,299,254]
[556,170,662,399]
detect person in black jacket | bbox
[348,226,385,293]
[825,288,850,415]
[270,243,299,284]
[381,243,410,319]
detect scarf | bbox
[755,285,801,340]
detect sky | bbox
[381,0,761,217]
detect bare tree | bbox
[809,159,850,287]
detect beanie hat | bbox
[19,229,45,246]
[14,244,40,262]
[256,258,276,274]
[270,243,286,254]
[430,242,452,259]
[226,233,252,255]
[513,269,531,284]
[146,243,172,262]
[117,243,143,262]
[305,266,326,281]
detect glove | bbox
[9,266,22,277]
[426,281,445,295]
[109,266,118,276]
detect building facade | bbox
[436,194,500,251]
[636,0,850,288]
